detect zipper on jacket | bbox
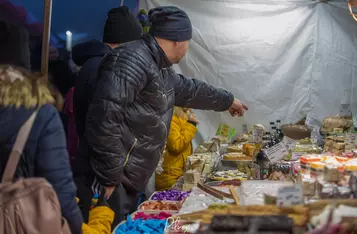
[123,138,137,166]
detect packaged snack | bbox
[310,162,324,179]
[324,165,341,182]
[302,177,316,196]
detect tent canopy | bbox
[142,0,357,144]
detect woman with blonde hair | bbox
[155,107,198,191]
[0,20,83,234]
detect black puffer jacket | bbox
[85,34,234,192]
[72,40,111,138]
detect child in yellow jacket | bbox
[155,107,198,191]
[78,192,115,234]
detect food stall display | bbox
[113,119,357,234]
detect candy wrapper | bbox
[115,215,166,234]
[268,161,292,181]
[139,201,181,211]
[151,190,191,201]
[133,211,172,220]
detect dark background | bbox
[6,0,138,44]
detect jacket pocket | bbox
[123,138,137,167]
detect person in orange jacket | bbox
[155,107,198,191]
[79,192,115,234]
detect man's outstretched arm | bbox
[170,70,248,116]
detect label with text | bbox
[276,184,303,207]
[263,142,288,163]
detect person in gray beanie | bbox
[71,6,143,223]
[82,6,248,227]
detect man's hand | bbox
[188,112,199,124]
[103,186,116,199]
[96,189,110,207]
[229,99,248,117]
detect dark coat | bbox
[82,34,234,192]
[0,104,83,234]
[72,40,111,138]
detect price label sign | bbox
[282,136,297,151]
[276,184,303,207]
[263,142,288,163]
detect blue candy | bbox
[115,215,167,234]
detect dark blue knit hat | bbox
[149,6,192,42]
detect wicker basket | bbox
[281,124,311,140]
[321,116,352,133]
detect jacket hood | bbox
[0,106,33,144]
[72,40,111,66]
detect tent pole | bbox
[41,0,52,80]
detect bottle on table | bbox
[276,120,284,141]
[256,136,271,179]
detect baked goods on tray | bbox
[208,170,247,181]
[223,152,252,161]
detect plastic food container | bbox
[138,200,181,212]
[310,162,324,179]
[130,210,175,220]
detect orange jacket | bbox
[155,114,197,191]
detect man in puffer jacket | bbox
[71,6,142,222]
[79,6,248,226]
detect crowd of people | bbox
[0,5,248,234]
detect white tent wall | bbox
[140,0,357,147]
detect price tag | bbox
[282,136,297,151]
[340,104,352,117]
[263,142,288,163]
[276,184,303,207]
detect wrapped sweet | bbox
[133,211,172,220]
[324,165,341,182]
[139,201,180,211]
[151,190,190,201]
[302,177,316,196]
[115,215,166,234]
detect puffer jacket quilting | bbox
[85,33,234,192]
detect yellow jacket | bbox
[155,113,197,191]
[82,206,114,234]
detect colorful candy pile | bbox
[151,190,190,201]
[139,201,180,211]
[133,211,172,220]
[115,215,166,234]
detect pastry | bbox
[223,152,252,161]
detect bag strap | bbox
[2,111,38,183]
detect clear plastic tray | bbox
[148,191,189,201]
[178,186,233,215]
[130,210,176,220]
[112,220,126,234]
[237,180,293,205]
[138,200,181,212]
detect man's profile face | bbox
[173,40,189,63]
